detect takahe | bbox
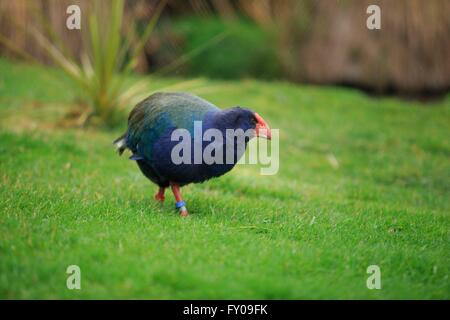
[114,92,271,216]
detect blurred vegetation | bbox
[0,0,449,97]
[0,0,166,128]
[152,17,281,79]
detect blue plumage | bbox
[114,92,271,215]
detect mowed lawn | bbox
[0,59,449,299]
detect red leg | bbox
[154,187,165,202]
[170,183,188,216]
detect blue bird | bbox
[114,92,271,216]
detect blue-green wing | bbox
[126,92,219,160]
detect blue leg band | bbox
[175,201,186,209]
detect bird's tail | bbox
[113,133,127,156]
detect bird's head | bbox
[219,107,272,140]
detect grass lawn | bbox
[0,58,449,299]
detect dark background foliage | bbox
[1,0,449,96]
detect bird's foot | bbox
[154,193,165,202]
[176,201,189,217]
[154,187,166,202]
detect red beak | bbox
[254,113,272,140]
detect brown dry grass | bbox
[1,0,449,94]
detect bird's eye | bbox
[251,117,257,124]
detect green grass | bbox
[0,58,449,299]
